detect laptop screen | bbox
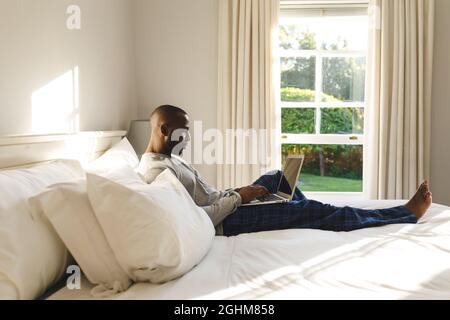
[278,157,303,197]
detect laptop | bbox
[241,155,305,206]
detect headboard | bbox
[0,131,126,170]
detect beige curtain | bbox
[217,0,280,190]
[364,0,435,199]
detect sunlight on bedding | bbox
[196,210,450,300]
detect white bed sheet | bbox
[49,200,450,300]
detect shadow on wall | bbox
[31,66,80,134]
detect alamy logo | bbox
[66,265,81,290]
[66,5,81,30]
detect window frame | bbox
[279,12,369,195]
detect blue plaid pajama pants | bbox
[222,170,417,237]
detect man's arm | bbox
[201,185,268,227]
[201,191,242,227]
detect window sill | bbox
[303,192,365,203]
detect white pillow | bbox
[85,138,139,174]
[0,160,84,299]
[31,180,132,297]
[86,167,215,284]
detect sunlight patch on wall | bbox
[32,66,80,134]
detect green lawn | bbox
[298,173,362,192]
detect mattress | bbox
[48,200,450,300]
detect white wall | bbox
[431,0,450,206]
[135,0,219,185]
[0,0,137,135]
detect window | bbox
[279,6,368,193]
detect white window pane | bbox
[280,21,317,50]
[282,108,316,134]
[320,16,368,51]
[320,107,364,135]
[281,57,316,102]
[322,57,366,103]
[280,16,368,52]
[282,144,363,192]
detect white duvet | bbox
[49,200,450,300]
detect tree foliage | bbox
[282,144,363,180]
[281,89,364,135]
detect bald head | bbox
[150,105,188,126]
[147,105,190,156]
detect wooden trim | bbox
[0,131,127,147]
[0,131,127,170]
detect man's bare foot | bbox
[405,181,433,220]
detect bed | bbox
[47,200,450,300]
[1,132,450,300]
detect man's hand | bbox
[238,185,269,204]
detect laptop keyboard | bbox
[256,194,283,202]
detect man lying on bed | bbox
[137,105,433,237]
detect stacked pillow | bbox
[84,137,139,174]
[30,180,132,297]
[87,167,215,284]
[25,138,215,298]
[0,160,84,299]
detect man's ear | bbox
[160,124,169,137]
